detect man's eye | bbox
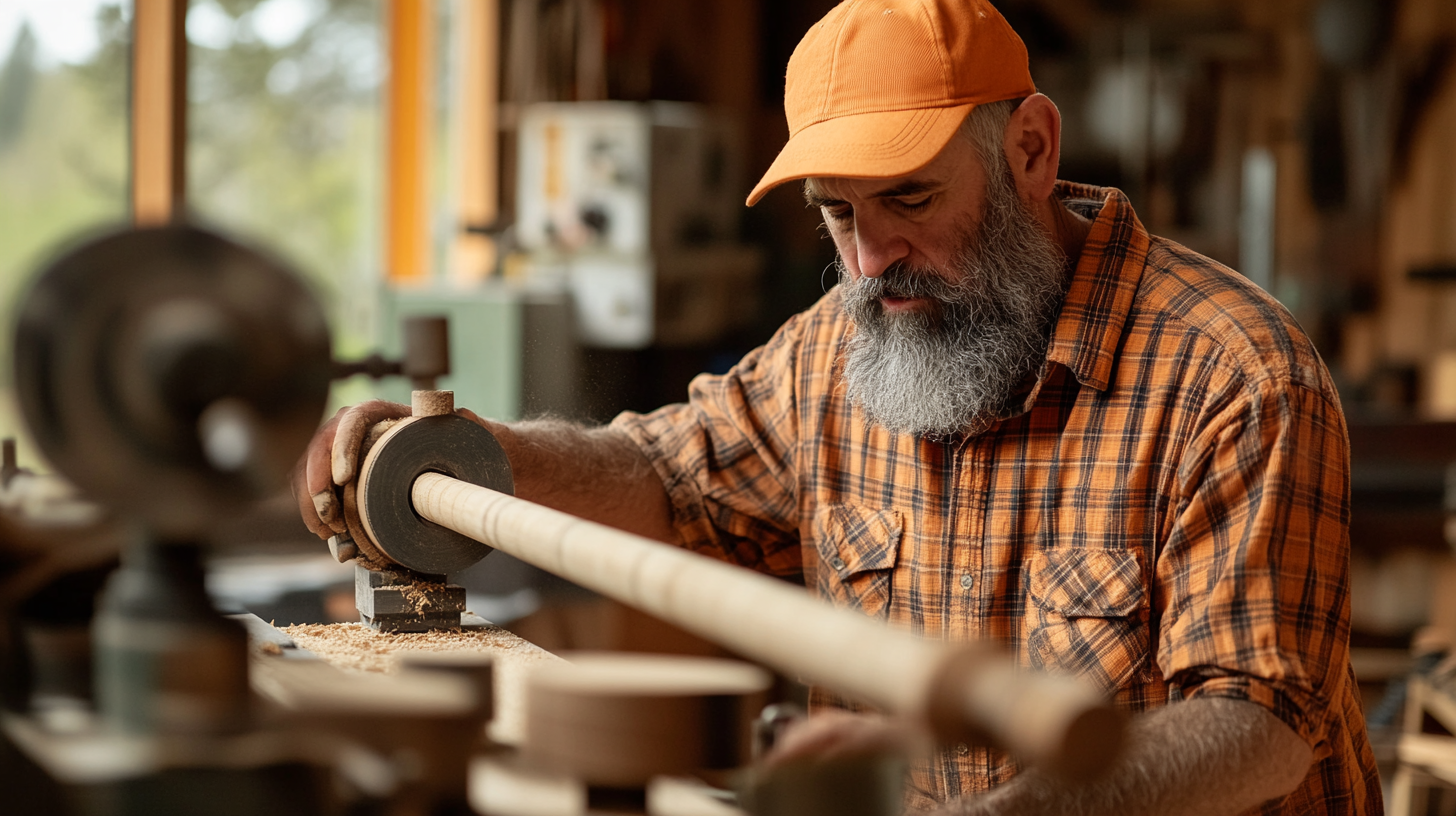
[897,197,931,212]
[823,205,853,223]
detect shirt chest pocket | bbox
[1027,548,1148,693]
[812,505,903,620]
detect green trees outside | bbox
[0,1,402,446]
[0,6,130,448]
[187,0,383,346]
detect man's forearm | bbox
[941,697,1312,816]
[481,418,680,544]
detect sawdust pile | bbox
[283,621,547,675]
[282,620,561,744]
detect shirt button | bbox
[829,556,846,571]
[955,743,970,756]
[959,573,974,590]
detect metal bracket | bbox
[355,564,466,632]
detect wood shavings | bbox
[282,621,547,675]
[395,576,446,613]
[281,620,562,745]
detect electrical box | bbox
[515,102,761,349]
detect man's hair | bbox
[957,98,1021,174]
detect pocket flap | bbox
[1029,549,1144,617]
[814,504,903,576]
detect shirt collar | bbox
[1045,181,1151,392]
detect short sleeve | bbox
[1155,379,1351,758]
[610,308,817,578]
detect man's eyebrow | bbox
[868,179,941,199]
[802,183,841,208]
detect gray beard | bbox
[839,165,1070,439]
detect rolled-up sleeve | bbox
[1155,379,1351,758]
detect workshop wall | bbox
[1372,0,1456,415]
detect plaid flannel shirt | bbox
[613,182,1380,813]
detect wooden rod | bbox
[385,0,435,285]
[131,0,187,225]
[410,472,1122,777]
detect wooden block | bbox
[522,653,771,787]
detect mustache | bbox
[841,262,966,303]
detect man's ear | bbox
[1002,94,1061,203]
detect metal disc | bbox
[12,225,332,536]
[357,414,513,574]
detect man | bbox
[297,1,1380,812]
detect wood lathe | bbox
[345,388,1127,782]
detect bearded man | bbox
[297,0,1380,812]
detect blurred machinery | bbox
[371,102,763,426]
[514,102,763,349]
[0,227,526,816]
[1,226,340,814]
[377,285,578,424]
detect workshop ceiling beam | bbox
[131,0,187,226]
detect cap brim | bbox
[746,103,976,206]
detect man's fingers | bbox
[312,490,345,534]
[330,408,370,486]
[292,459,332,540]
[299,494,333,540]
[294,407,346,539]
[305,407,345,497]
[762,712,914,769]
[307,411,346,535]
[331,400,411,485]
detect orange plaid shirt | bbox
[613,182,1380,813]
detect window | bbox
[0,1,131,445]
[187,0,384,367]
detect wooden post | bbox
[385,0,435,286]
[450,0,501,286]
[131,0,187,226]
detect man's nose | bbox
[853,217,909,278]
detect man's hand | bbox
[292,400,412,540]
[763,710,920,768]
[292,405,677,546]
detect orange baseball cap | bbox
[746,0,1036,206]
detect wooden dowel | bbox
[410,472,1122,776]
